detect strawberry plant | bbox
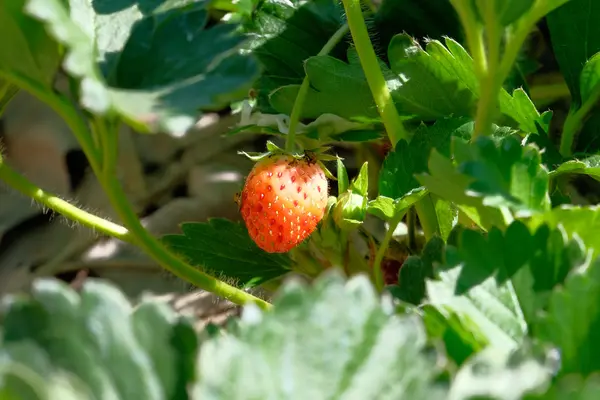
[3,0,600,398]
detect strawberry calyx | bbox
[238,140,339,181]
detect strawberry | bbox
[240,154,329,253]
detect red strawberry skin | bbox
[240,155,328,253]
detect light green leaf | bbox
[417,136,550,230]
[580,52,600,107]
[550,155,600,182]
[427,264,527,350]
[162,219,292,288]
[367,188,427,222]
[0,79,19,117]
[350,162,368,197]
[0,0,60,88]
[536,256,600,375]
[26,0,260,134]
[527,206,600,258]
[448,345,554,400]
[193,272,445,400]
[439,221,588,330]
[0,278,198,399]
[337,157,349,194]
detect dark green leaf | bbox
[243,0,346,113]
[547,0,600,106]
[379,118,472,200]
[193,272,446,399]
[162,218,292,288]
[388,34,475,119]
[373,0,463,59]
[394,236,444,305]
[270,49,381,120]
[27,0,259,134]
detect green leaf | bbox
[374,0,463,55]
[420,305,485,366]
[270,49,381,120]
[550,155,600,182]
[536,256,600,375]
[527,206,600,258]
[367,188,427,222]
[26,0,259,134]
[417,136,550,230]
[336,157,349,194]
[393,236,444,305]
[243,0,346,113]
[388,35,545,133]
[0,0,60,88]
[530,375,600,399]
[448,345,555,399]
[0,278,198,399]
[547,0,600,106]
[427,239,529,349]
[580,52,600,106]
[163,219,292,288]
[193,272,446,399]
[350,162,368,197]
[438,221,588,330]
[387,34,475,119]
[379,118,472,200]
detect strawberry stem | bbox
[0,72,272,311]
[340,0,408,146]
[373,212,404,291]
[285,23,350,152]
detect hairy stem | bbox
[373,213,403,291]
[0,154,133,243]
[1,73,272,310]
[340,0,408,145]
[286,23,350,152]
[560,94,600,157]
[93,119,272,310]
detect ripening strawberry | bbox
[240,154,328,253]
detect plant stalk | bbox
[0,72,272,310]
[414,195,439,241]
[373,213,403,292]
[340,0,408,146]
[0,154,134,243]
[286,23,350,152]
[93,119,272,310]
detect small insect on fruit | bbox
[240,154,329,253]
